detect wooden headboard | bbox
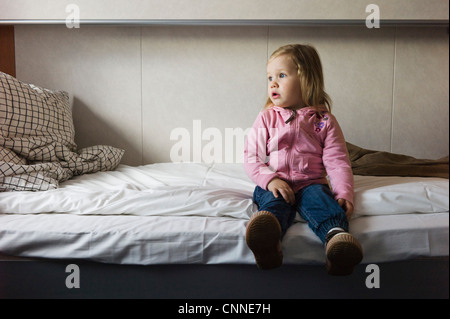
[0,25,15,77]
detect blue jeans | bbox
[252,184,348,243]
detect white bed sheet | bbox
[0,163,448,218]
[0,163,448,265]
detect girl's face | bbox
[267,54,303,109]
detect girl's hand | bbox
[337,198,354,219]
[267,178,295,205]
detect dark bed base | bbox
[1,257,448,299]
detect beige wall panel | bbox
[13,24,448,165]
[14,25,143,165]
[141,26,268,163]
[392,27,449,159]
[268,26,396,152]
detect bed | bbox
[0,161,449,264]
[1,71,449,299]
[0,162,448,299]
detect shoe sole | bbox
[326,232,363,276]
[246,211,283,270]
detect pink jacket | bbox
[244,105,354,204]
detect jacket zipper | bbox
[286,109,296,185]
[285,109,296,124]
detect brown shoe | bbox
[326,232,363,276]
[246,211,283,270]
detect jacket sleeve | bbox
[243,112,279,189]
[322,114,354,204]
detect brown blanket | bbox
[346,142,449,179]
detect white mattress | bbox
[0,163,448,265]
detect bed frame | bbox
[1,255,448,299]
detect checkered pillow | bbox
[1,72,124,191]
[0,71,76,161]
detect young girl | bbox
[243,44,363,275]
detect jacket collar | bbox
[272,105,327,123]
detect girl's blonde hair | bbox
[265,44,332,112]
